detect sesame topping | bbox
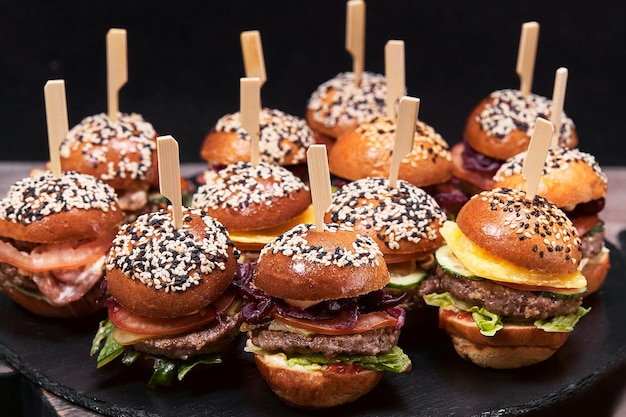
[354,116,452,163]
[307,72,392,128]
[260,223,383,268]
[191,161,309,212]
[477,188,581,264]
[106,208,238,293]
[326,178,447,250]
[493,147,608,184]
[214,108,314,165]
[60,112,157,181]
[0,171,119,225]
[477,89,576,147]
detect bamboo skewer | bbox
[240,77,261,166]
[522,117,554,200]
[550,67,568,148]
[385,40,405,120]
[157,135,183,229]
[44,80,69,179]
[306,145,333,232]
[241,30,267,87]
[389,97,420,188]
[346,0,365,86]
[106,28,128,123]
[516,21,540,98]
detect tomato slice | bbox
[273,310,398,335]
[571,214,600,237]
[0,238,111,272]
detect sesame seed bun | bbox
[324,177,447,263]
[328,117,452,188]
[191,161,311,232]
[200,108,314,167]
[106,208,239,319]
[463,89,578,161]
[0,171,123,244]
[254,353,383,408]
[59,112,159,193]
[306,72,388,140]
[253,223,389,302]
[456,188,582,276]
[439,310,570,369]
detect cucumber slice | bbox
[387,269,427,289]
[435,245,479,280]
[538,289,587,299]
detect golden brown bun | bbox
[305,106,356,140]
[464,90,578,161]
[456,188,582,275]
[440,310,570,369]
[328,117,452,187]
[254,353,383,408]
[582,249,610,296]
[192,162,311,232]
[493,147,608,209]
[200,108,313,166]
[1,281,103,318]
[106,209,238,318]
[254,224,388,301]
[449,142,495,194]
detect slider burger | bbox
[59,112,159,215]
[452,89,578,196]
[493,147,610,295]
[328,116,464,215]
[305,71,389,144]
[324,177,448,310]
[240,223,412,408]
[90,207,243,388]
[191,161,313,259]
[200,108,315,172]
[0,171,123,317]
[422,188,590,369]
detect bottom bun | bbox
[582,249,611,296]
[1,282,103,318]
[254,353,383,408]
[440,310,570,369]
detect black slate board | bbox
[1,243,626,417]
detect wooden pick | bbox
[106,28,128,123]
[240,77,261,166]
[522,117,554,200]
[306,144,333,232]
[240,30,267,87]
[550,67,568,148]
[389,97,420,188]
[44,80,69,178]
[346,0,365,86]
[157,135,183,229]
[516,21,539,98]
[385,40,405,120]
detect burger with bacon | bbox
[90,207,243,388]
[493,147,609,295]
[240,223,412,408]
[422,188,590,369]
[0,170,123,318]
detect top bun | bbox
[191,161,311,232]
[464,89,578,161]
[493,147,608,210]
[106,208,239,318]
[60,112,159,192]
[456,188,582,276]
[0,171,123,243]
[328,116,452,187]
[200,108,315,167]
[324,177,447,262]
[306,72,389,139]
[253,223,389,301]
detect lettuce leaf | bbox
[534,306,591,332]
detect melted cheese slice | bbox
[228,205,316,245]
[440,221,587,290]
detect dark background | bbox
[1,0,624,165]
